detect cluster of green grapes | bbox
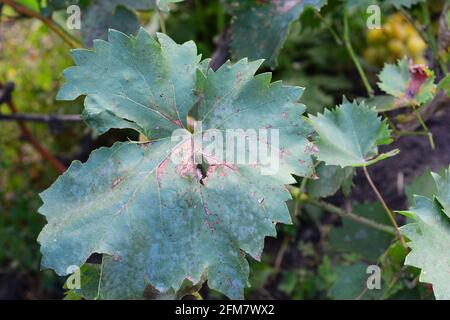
[364,13,427,66]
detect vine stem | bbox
[158,11,167,34]
[343,12,374,98]
[301,195,396,235]
[412,104,435,149]
[5,100,67,174]
[0,82,67,174]
[1,0,80,48]
[362,166,407,249]
[314,10,343,46]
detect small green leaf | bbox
[431,166,450,218]
[378,57,437,106]
[404,167,444,207]
[307,99,398,168]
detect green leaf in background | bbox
[38,30,315,299]
[431,166,450,218]
[404,167,444,207]
[44,0,158,46]
[80,0,156,46]
[328,262,382,300]
[17,0,40,11]
[306,163,354,198]
[329,203,394,261]
[307,98,399,168]
[400,195,450,300]
[225,0,327,68]
[378,57,437,106]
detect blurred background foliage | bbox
[0,0,448,299]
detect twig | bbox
[362,167,407,248]
[314,10,343,46]
[0,113,81,123]
[302,196,396,235]
[158,11,167,34]
[343,12,374,98]
[411,104,435,149]
[0,0,80,48]
[0,82,67,174]
[273,236,289,273]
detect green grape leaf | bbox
[329,203,394,262]
[57,31,200,138]
[81,0,156,46]
[399,195,450,300]
[44,0,157,46]
[431,166,450,219]
[307,99,399,168]
[306,163,354,198]
[225,0,327,67]
[378,57,437,106]
[404,167,445,207]
[38,29,315,300]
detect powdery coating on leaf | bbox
[57,29,200,139]
[39,30,315,300]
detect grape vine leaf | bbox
[404,167,445,207]
[399,195,450,300]
[80,0,156,47]
[224,0,327,67]
[431,166,450,219]
[307,98,399,168]
[44,0,180,46]
[305,163,354,198]
[378,57,437,106]
[38,29,315,299]
[329,203,394,261]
